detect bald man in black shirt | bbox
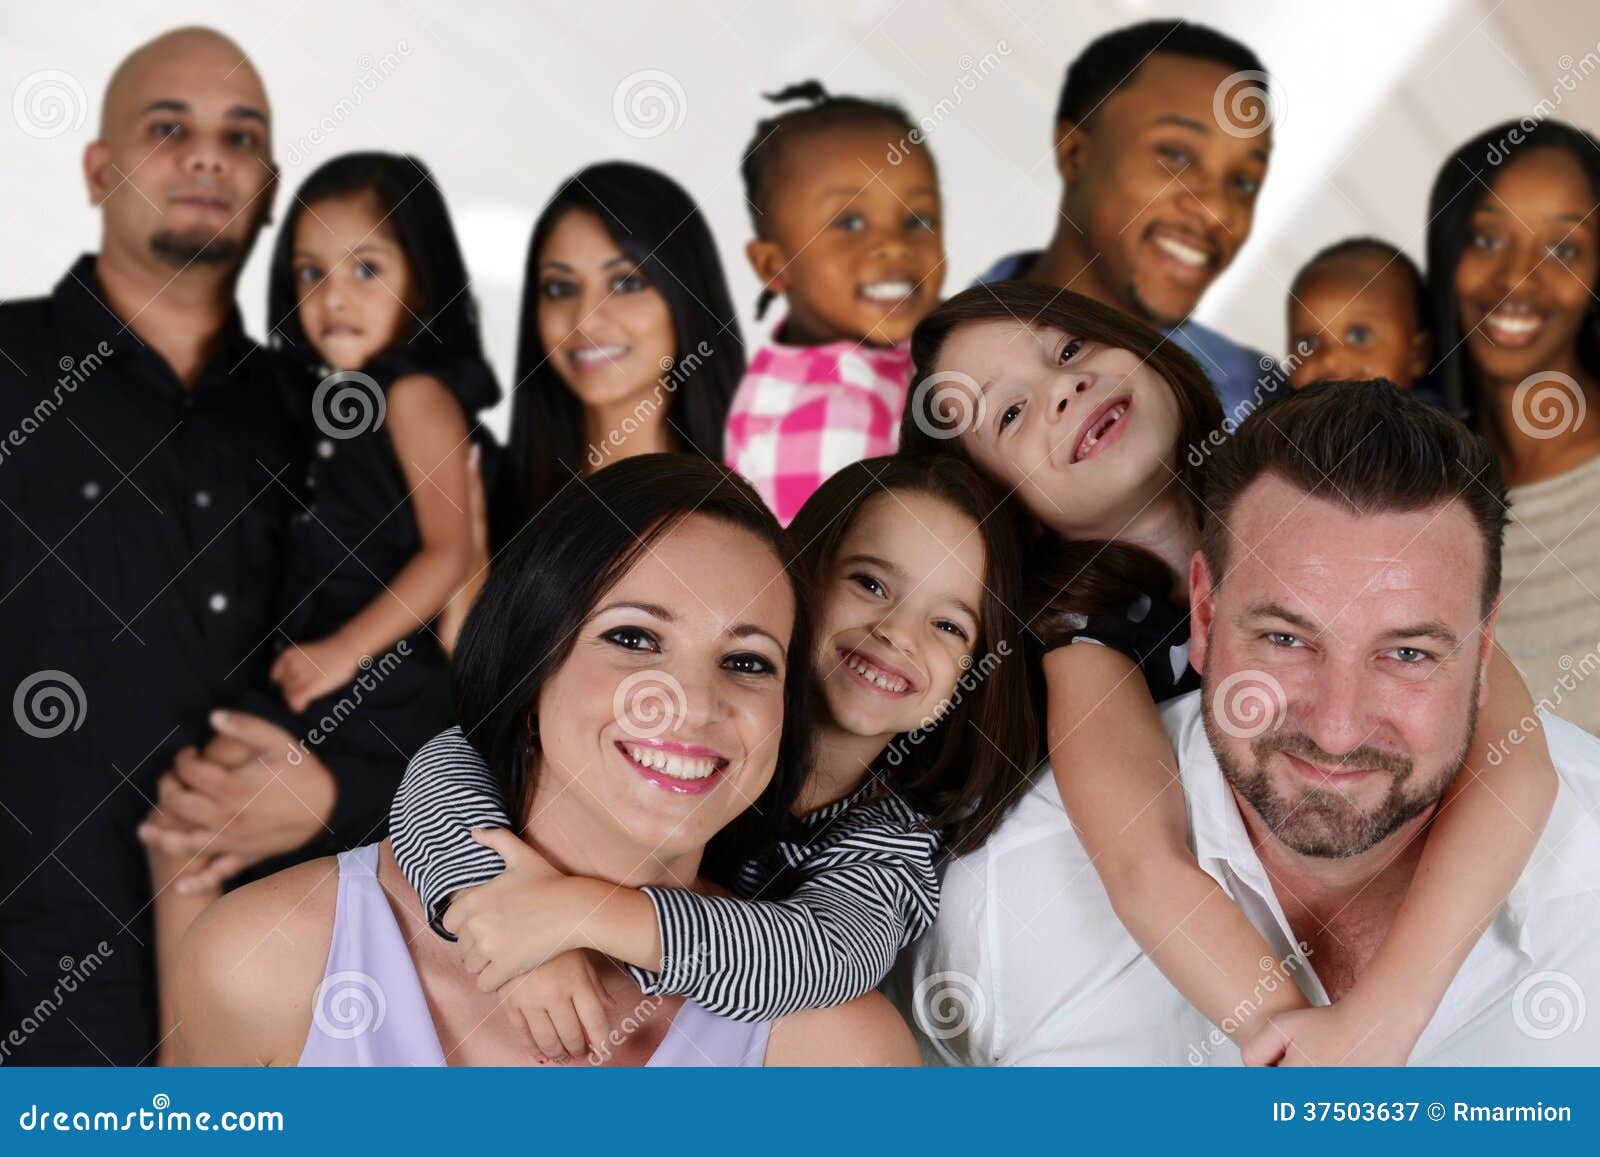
[0,26,379,1066]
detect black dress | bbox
[241,346,501,864]
[1055,590,1199,705]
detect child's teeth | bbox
[846,654,908,692]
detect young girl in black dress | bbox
[143,154,499,1050]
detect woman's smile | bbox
[615,736,731,795]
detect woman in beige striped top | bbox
[1427,118,1600,735]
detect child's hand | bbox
[270,636,363,712]
[445,827,608,991]
[500,949,617,1063]
[1241,1003,1416,1067]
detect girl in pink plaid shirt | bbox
[725,81,947,523]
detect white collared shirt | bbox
[891,692,1600,1065]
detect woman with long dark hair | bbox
[173,453,916,1066]
[1426,119,1600,733]
[385,452,1036,1060]
[495,161,744,544]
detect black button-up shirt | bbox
[0,255,295,1065]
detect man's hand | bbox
[137,710,337,891]
[445,827,612,992]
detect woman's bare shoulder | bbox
[174,855,342,1065]
[764,990,921,1067]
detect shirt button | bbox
[81,480,101,501]
[208,592,228,613]
[317,439,335,459]
[194,490,212,508]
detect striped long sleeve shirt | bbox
[389,727,942,1022]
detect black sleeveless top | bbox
[279,347,500,643]
[1058,590,1199,704]
[243,348,500,763]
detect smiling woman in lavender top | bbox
[170,454,916,1066]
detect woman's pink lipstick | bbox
[616,737,729,796]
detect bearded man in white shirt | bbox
[896,380,1600,1066]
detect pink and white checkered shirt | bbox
[724,326,914,525]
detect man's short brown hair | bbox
[1200,380,1508,615]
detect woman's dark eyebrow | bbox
[538,256,633,272]
[593,600,673,620]
[593,601,782,651]
[727,623,786,651]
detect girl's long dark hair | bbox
[902,281,1223,647]
[266,152,493,378]
[787,454,1037,853]
[1426,119,1600,420]
[498,162,745,547]
[452,453,811,880]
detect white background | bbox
[5,0,1599,437]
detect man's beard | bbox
[150,230,242,269]
[1202,678,1478,859]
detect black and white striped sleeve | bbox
[623,796,942,1021]
[389,726,513,938]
